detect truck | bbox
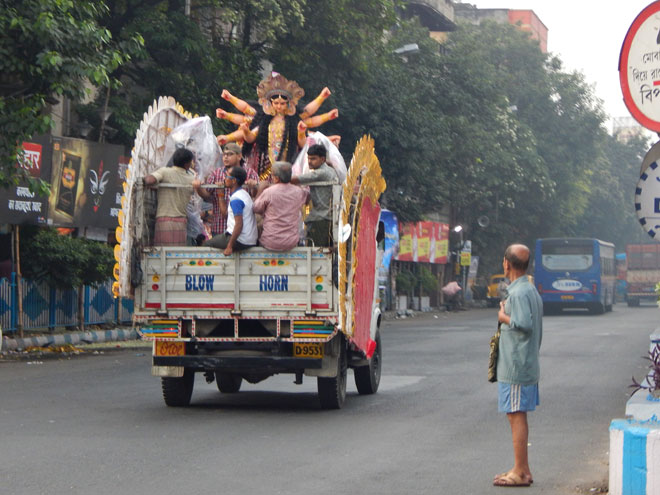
[115,97,386,409]
[625,243,660,306]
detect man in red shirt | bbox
[204,143,258,236]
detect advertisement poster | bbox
[0,135,53,225]
[395,221,449,264]
[417,222,432,262]
[433,222,449,264]
[397,222,415,261]
[48,137,125,229]
[379,209,399,271]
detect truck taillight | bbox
[537,283,543,293]
[592,283,597,294]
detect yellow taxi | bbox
[487,274,534,307]
[487,274,508,307]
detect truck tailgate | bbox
[139,247,334,315]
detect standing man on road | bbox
[494,244,543,488]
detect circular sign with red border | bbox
[620,1,660,131]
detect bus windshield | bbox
[541,243,593,271]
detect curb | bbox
[1,328,139,352]
[609,418,660,495]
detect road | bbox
[0,304,656,494]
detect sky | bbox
[463,0,656,130]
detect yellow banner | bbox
[399,234,413,257]
[417,237,430,259]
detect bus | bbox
[534,238,616,314]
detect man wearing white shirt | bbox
[205,166,257,256]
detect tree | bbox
[21,228,114,330]
[435,21,614,270]
[270,8,450,220]
[574,133,649,248]
[0,0,142,194]
[80,0,307,147]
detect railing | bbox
[0,273,133,334]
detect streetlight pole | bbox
[453,225,466,307]
[99,86,112,143]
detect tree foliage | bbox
[0,0,142,193]
[80,0,308,145]
[21,228,114,289]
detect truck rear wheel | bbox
[355,332,381,395]
[318,342,347,409]
[215,372,242,393]
[161,369,194,407]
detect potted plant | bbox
[417,265,438,310]
[395,270,417,310]
[630,343,660,401]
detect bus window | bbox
[541,245,593,271]
[541,255,592,271]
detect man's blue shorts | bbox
[498,382,539,413]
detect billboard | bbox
[395,221,449,264]
[48,137,125,229]
[0,136,126,230]
[0,135,53,226]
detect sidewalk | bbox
[1,326,140,353]
[382,300,487,321]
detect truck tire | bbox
[355,332,382,395]
[318,342,347,409]
[215,372,242,393]
[161,369,194,407]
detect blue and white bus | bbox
[534,238,616,314]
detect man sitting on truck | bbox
[202,142,259,236]
[205,166,257,256]
[291,144,338,247]
[253,161,309,251]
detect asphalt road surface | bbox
[1,304,657,494]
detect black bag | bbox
[488,323,501,383]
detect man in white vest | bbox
[205,166,257,256]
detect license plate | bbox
[560,295,574,300]
[154,341,185,356]
[293,343,324,358]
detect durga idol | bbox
[215,73,338,181]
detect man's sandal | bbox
[493,472,531,487]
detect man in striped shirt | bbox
[203,143,258,236]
